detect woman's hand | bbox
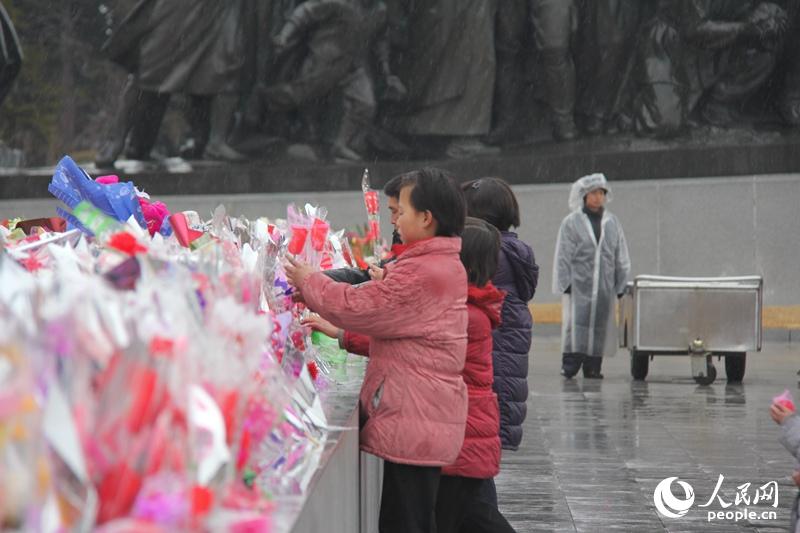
[301,314,340,338]
[770,403,795,425]
[285,255,317,291]
[368,263,385,281]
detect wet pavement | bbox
[495,335,800,532]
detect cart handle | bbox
[633,275,763,284]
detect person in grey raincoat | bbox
[553,173,630,379]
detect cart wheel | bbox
[631,352,649,381]
[724,353,746,383]
[694,356,717,386]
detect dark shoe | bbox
[561,353,584,379]
[582,357,603,379]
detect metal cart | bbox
[619,275,763,385]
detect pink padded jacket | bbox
[302,236,469,465]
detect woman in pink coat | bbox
[286,167,468,533]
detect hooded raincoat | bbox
[553,174,630,358]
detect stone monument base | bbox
[2,126,799,198]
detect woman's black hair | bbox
[461,177,520,231]
[460,217,501,287]
[398,167,466,237]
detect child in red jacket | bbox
[435,218,516,533]
[286,167,469,533]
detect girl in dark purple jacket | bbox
[463,177,539,453]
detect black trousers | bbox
[380,461,441,533]
[436,475,482,533]
[477,477,498,507]
[438,476,517,533]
